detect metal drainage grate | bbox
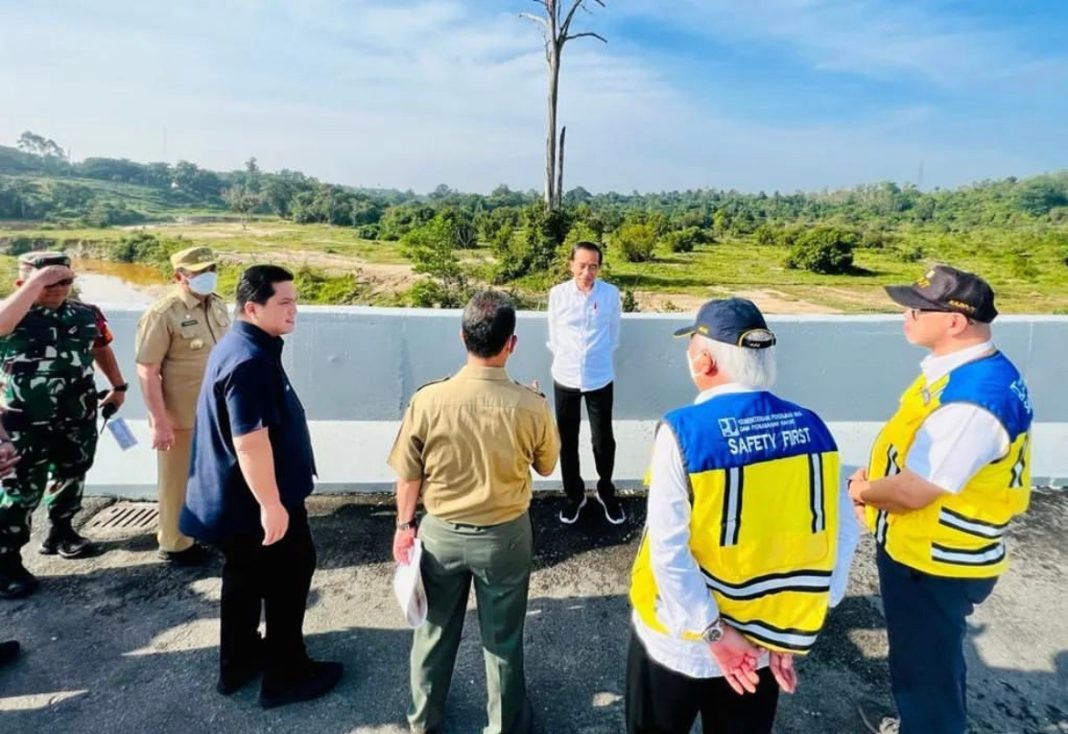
[84,502,159,538]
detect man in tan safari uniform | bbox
[136,246,230,564]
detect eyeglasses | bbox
[44,278,75,289]
[906,308,973,325]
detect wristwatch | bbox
[111,383,129,393]
[700,617,725,644]
[396,517,419,532]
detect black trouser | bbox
[877,545,996,733]
[625,630,779,734]
[553,381,616,501]
[217,508,316,679]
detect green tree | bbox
[613,221,657,262]
[783,227,857,274]
[402,215,471,308]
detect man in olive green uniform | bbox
[0,252,128,598]
[136,246,230,564]
[389,290,560,734]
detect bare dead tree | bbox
[521,0,606,209]
[556,125,566,209]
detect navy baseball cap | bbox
[885,265,998,323]
[673,297,777,349]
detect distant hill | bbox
[2,139,1067,237]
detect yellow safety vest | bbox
[630,390,840,654]
[865,351,1033,578]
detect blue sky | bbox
[1,0,1066,193]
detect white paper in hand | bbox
[106,417,138,451]
[393,538,427,628]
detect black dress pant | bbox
[553,381,616,500]
[217,507,316,678]
[625,630,779,734]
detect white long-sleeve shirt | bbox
[633,383,860,678]
[905,341,1011,492]
[546,279,621,391]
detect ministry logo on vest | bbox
[718,417,740,437]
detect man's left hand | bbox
[100,389,126,414]
[769,651,798,693]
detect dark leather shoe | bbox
[0,556,38,599]
[158,544,212,566]
[259,660,343,709]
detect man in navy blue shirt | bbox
[181,265,342,709]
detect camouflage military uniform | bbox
[0,299,111,554]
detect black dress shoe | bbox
[0,556,39,599]
[0,640,20,668]
[158,544,212,566]
[259,659,343,709]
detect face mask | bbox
[687,351,711,381]
[187,271,218,296]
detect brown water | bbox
[71,259,168,306]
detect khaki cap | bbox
[18,251,71,269]
[170,246,217,273]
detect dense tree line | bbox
[2,134,1066,275]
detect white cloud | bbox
[0,0,1063,193]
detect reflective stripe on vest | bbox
[629,390,839,654]
[865,351,1032,579]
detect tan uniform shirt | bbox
[388,364,561,526]
[135,288,231,429]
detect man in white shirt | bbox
[850,266,1033,734]
[627,298,859,734]
[546,241,624,525]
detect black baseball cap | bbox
[885,265,998,323]
[673,297,777,349]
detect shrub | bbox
[109,232,170,266]
[783,227,857,274]
[613,222,657,263]
[753,224,777,246]
[898,245,924,263]
[660,226,706,253]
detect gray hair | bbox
[694,334,777,389]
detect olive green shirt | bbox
[135,287,230,429]
[388,364,560,526]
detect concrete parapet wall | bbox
[85,306,1065,497]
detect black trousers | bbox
[553,381,616,500]
[217,508,316,678]
[625,631,779,734]
[877,545,996,733]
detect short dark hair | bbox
[462,290,516,358]
[570,240,603,265]
[236,265,294,311]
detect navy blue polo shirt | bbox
[180,320,317,542]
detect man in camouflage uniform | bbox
[0,252,128,598]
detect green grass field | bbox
[0,218,1063,313]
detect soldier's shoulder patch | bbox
[414,376,451,393]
